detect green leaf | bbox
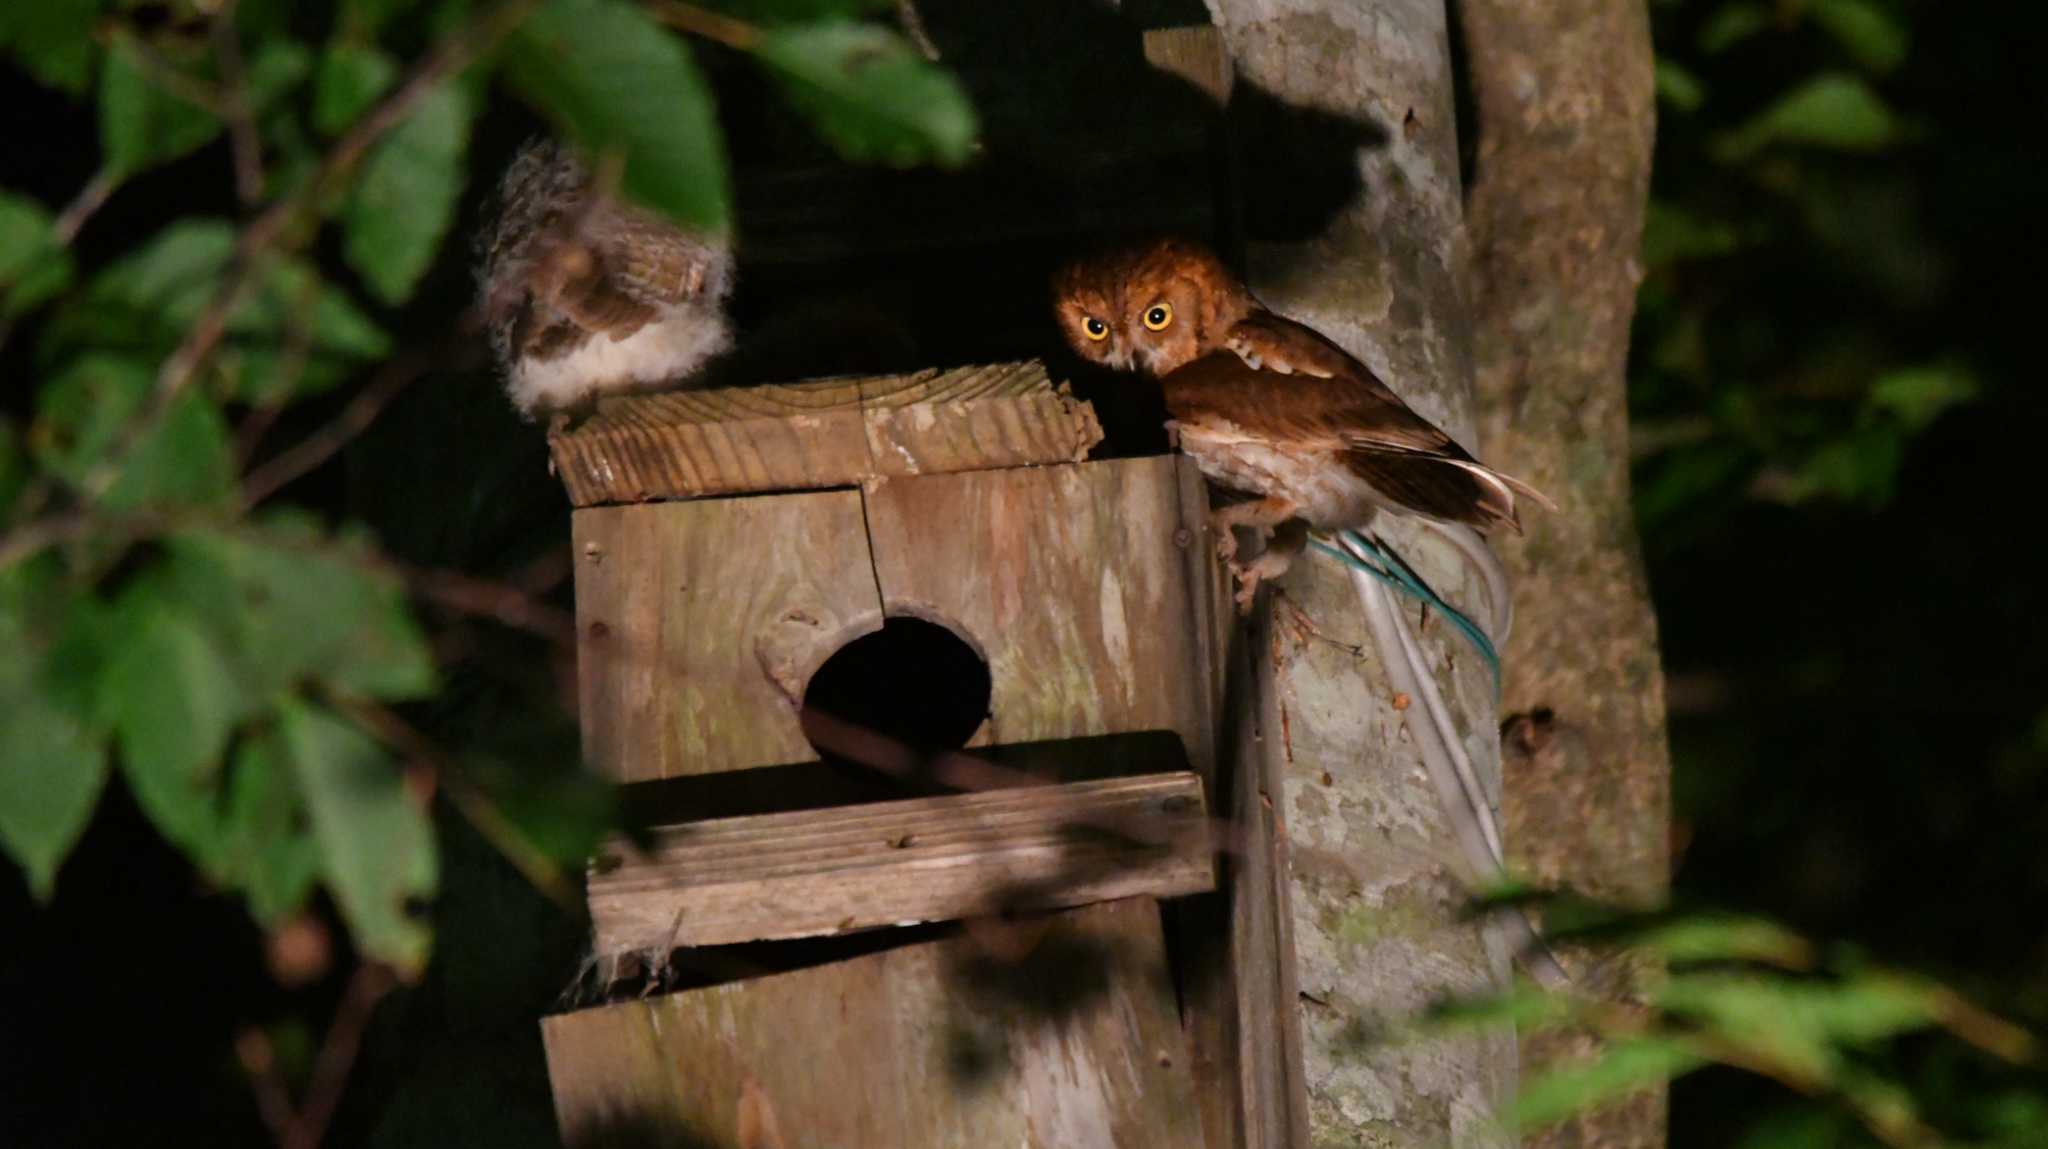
[0,190,57,282]
[31,354,237,511]
[1630,914,1816,967]
[1715,73,1902,160]
[1866,363,1978,432]
[0,188,74,316]
[1656,971,1942,1084]
[0,0,102,94]
[280,700,435,973]
[223,730,320,924]
[46,218,234,354]
[104,598,249,871]
[504,0,729,230]
[211,349,354,404]
[1779,425,1904,507]
[345,79,474,305]
[755,21,977,167]
[1654,60,1705,113]
[691,0,891,18]
[314,41,398,137]
[246,38,314,113]
[0,418,24,515]
[46,219,389,371]
[338,0,413,39]
[100,30,224,177]
[0,606,110,900]
[1641,202,1744,269]
[166,520,437,705]
[1809,0,1908,74]
[1699,3,1770,54]
[242,257,394,358]
[1514,1037,1705,1131]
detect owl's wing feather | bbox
[511,202,731,362]
[1163,312,1546,531]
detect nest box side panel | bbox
[571,493,882,781]
[542,899,1205,1148]
[863,456,1225,773]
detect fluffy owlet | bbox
[1053,237,1548,608]
[477,139,735,422]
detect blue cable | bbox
[1308,529,1502,688]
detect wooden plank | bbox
[589,772,1216,954]
[1232,606,1312,1149]
[1143,26,1235,105]
[544,899,1207,1149]
[571,491,883,782]
[861,456,1219,765]
[548,362,1102,506]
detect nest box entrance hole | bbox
[802,615,993,762]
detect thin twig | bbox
[396,561,578,646]
[0,514,95,571]
[99,25,230,113]
[288,964,397,1149]
[78,0,540,504]
[210,0,266,207]
[51,170,118,246]
[234,1029,298,1145]
[645,0,761,49]
[895,0,941,61]
[337,694,579,909]
[238,340,467,506]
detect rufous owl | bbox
[1052,237,1548,608]
[477,139,734,423]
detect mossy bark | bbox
[1463,2,1670,1147]
[1205,0,1667,1145]
[1207,2,1516,1145]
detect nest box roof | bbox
[547,360,1104,507]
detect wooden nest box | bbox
[541,362,1262,1149]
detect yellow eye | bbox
[1083,316,1109,341]
[1143,303,1173,331]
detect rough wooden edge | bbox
[1143,26,1234,106]
[547,361,1104,506]
[587,772,1216,954]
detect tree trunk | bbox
[1462,2,1671,1147]
[1206,2,1517,1144]
[1206,0,1667,1145]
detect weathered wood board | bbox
[549,362,1103,508]
[863,457,1224,766]
[543,899,1207,1149]
[589,772,1215,953]
[571,492,883,781]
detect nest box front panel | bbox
[573,492,883,781]
[572,454,1227,783]
[864,456,1225,769]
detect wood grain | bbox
[543,899,1207,1149]
[1143,26,1234,105]
[588,772,1215,953]
[571,492,883,781]
[863,457,1218,764]
[548,362,1103,507]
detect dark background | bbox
[3,1,2043,1145]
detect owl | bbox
[477,139,735,423]
[1053,237,1548,609]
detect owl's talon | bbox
[1230,547,1297,615]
